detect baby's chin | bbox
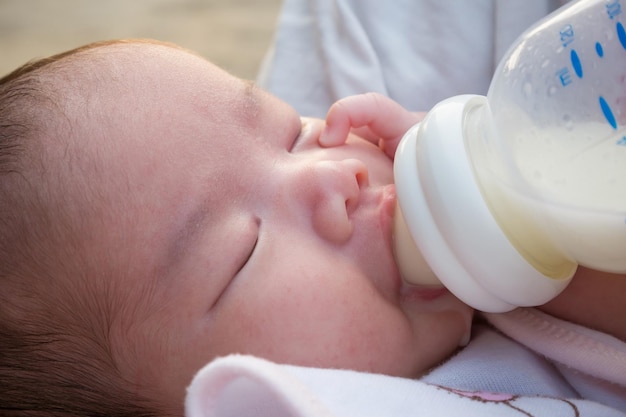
[402,289,474,344]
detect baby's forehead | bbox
[41,42,186,137]
[44,41,189,100]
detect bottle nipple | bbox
[393,204,442,286]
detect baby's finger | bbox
[321,93,421,150]
[379,110,427,158]
[319,102,353,147]
[321,94,386,147]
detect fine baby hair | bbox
[0,37,473,417]
[0,40,172,417]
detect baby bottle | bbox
[393,0,626,312]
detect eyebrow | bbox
[164,83,260,263]
[160,199,212,282]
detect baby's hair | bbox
[0,41,168,417]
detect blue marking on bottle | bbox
[596,42,604,57]
[570,50,583,78]
[618,136,626,146]
[560,24,575,48]
[618,22,626,49]
[599,96,618,129]
[607,0,623,19]
[556,67,572,86]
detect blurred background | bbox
[0,0,283,79]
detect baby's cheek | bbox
[297,286,413,371]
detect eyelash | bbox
[242,237,258,271]
[237,222,260,274]
[289,125,304,152]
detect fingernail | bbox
[319,126,332,147]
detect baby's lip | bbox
[376,185,449,302]
[402,286,449,302]
[348,183,400,301]
[376,184,402,295]
[378,184,397,253]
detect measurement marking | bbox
[570,50,583,78]
[596,42,604,57]
[556,67,572,87]
[560,24,575,48]
[607,0,623,19]
[618,22,626,49]
[599,96,618,129]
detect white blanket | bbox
[186,325,626,417]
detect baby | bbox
[0,39,472,417]
[1,39,624,417]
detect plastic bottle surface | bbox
[393,0,626,312]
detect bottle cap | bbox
[393,95,573,312]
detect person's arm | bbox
[538,267,626,342]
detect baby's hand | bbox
[320,93,425,159]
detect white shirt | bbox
[258,0,570,117]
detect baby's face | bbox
[56,43,472,408]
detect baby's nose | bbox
[308,158,369,243]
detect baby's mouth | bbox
[401,285,449,302]
[376,184,403,296]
